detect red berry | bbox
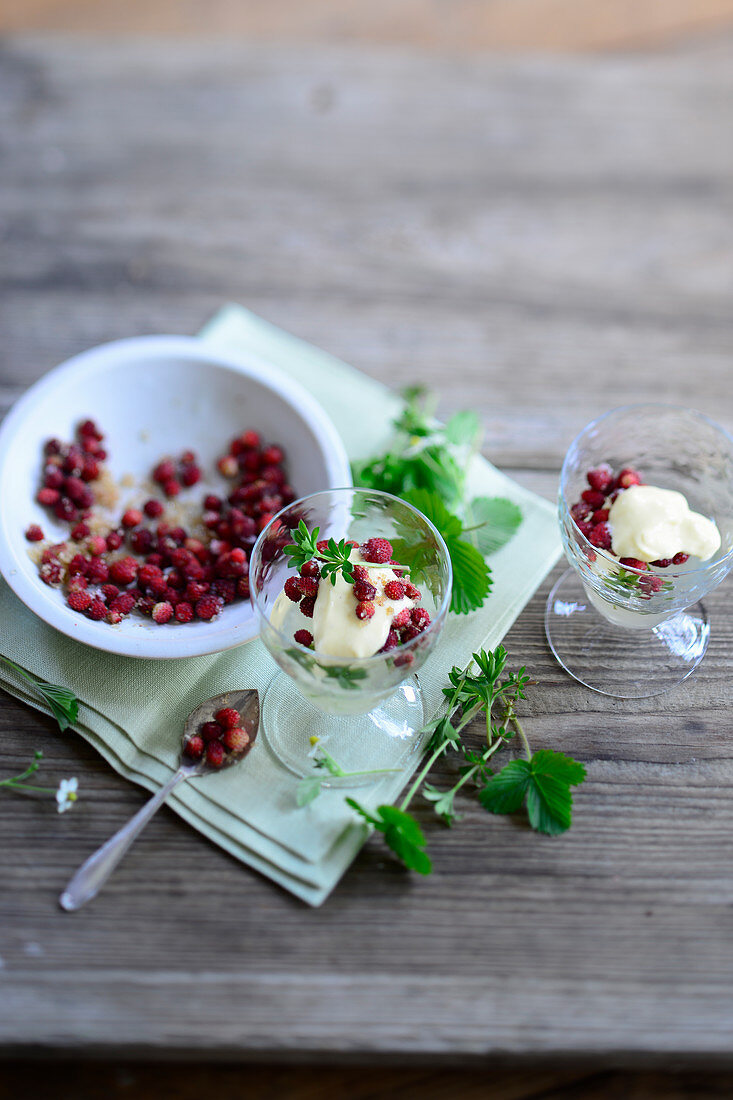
[195,595,223,621]
[239,430,260,449]
[204,494,222,511]
[153,459,176,483]
[651,558,673,568]
[394,651,415,668]
[180,465,201,487]
[352,580,376,602]
[130,528,154,554]
[617,467,642,489]
[143,499,163,519]
[101,584,120,601]
[67,575,88,593]
[37,487,61,507]
[67,553,89,577]
[581,489,606,509]
[71,521,90,541]
[392,608,412,629]
[299,560,320,579]
[174,602,194,623]
[162,478,181,498]
[106,530,123,551]
[619,558,649,571]
[294,629,314,647]
[383,580,405,601]
[586,465,614,493]
[86,598,108,621]
[236,576,250,599]
[218,455,239,478]
[352,564,369,583]
[411,607,431,631]
[87,535,106,556]
[201,720,224,742]
[81,457,100,482]
[299,595,316,618]
[672,552,689,565]
[588,523,612,550]
[110,592,137,615]
[86,557,110,584]
[361,537,393,564]
[223,727,250,753]
[25,524,44,542]
[152,601,174,624]
[183,735,205,761]
[205,741,226,768]
[39,561,62,586]
[298,576,319,597]
[122,508,143,528]
[67,590,92,612]
[404,582,422,601]
[380,629,399,652]
[592,509,610,525]
[54,497,79,522]
[109,556,138,586]
[355,600,375,621]
[215,707,240,729]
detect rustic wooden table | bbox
[1,33,733,1090]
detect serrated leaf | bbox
[478,759,531,815]
[444,410,481,445]
[377,804,426,847]
[447,538,492,615]
[383,826,432,874]
[469,497,522,556]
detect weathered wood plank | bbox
[1,37,733,1066]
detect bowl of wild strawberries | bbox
[0,336,351,658]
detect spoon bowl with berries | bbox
[59,689,259,911]
[546,404,733,698]
[249,488,452,780]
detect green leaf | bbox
[478,750,586,835]
[478,759,532,815]
[0,658,78,732]
[383,825,433,874]
[422,783,459,826]
[444,410,481,445]
[296,777,323,807]
[469,497,523,556]
[345,797,379,828]
[345,800,432,874]
[377,804,426,846]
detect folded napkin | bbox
[0,305,561,905]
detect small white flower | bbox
[56,777,78,813]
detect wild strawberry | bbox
[174,602,193,623]
[353,580,377,602]
[183,735,205,761]
[298,576,319,597]
[261,445,284,465]
[162,478,181,498]
[109,557,138,586]
[361,537,393,564]
[205,740,226,768]
[581,489,606,509]
[383,580,405,601]
[355,601,375,620]
[236,576,250,599]
[204,494,222,511]
[239,430,260,449]
[284,577,303,602]
[130,528,154,554]
[217,455,239,478]
[673,552,689,565]
[380,629,399,651]
[299,560,320,579]
[54,497,79,522]
[214,707,240,729]
[81,457,100,482]
[211,579,236,604]
[101,584,120,601]
[184,580,208,603]
[223,727,250,753]
[411,607,431,631]
[392,608,412,629]
[44,437,63,456]
[40,561,62,586]
[404,582,422,601]
[617,467,642,489]
[44,467,65,490]
[86,598,108,621]
[153,459,176,483]
[87,535,107,556]
[592,509,610,525]
[201,720,224,742]
[67,553,89,576]
[651,558,673,568]
[86,557,110,583]
[588,523,612,550]
[257,513,274,532]
[106,530,123,551]
[620,558,649,571]
[25,524,44,542]
[143,498,164,519]
[299,595,316,618]
[294,629,314,647]
[37,487,60,507]
[110,592,137,615]
[586,465,614,493]
[152,601,174,624]
[122,508,143,528]
[195,595,223,621]
[67,575,88,593]
[181,465,201,487]
[352,564,369,583]
[67,590,92,612]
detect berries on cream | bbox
[608,485,721,564]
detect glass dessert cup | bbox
[250,488,452,781]
[546,405,733,698]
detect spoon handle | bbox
[59,767,191,911]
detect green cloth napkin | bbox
[0,306,561,905]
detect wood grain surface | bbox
[1,34,733,1090]
[3,0,733,53]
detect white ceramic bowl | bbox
[0,336,351,658]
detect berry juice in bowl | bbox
[546,404,733,698]
[250,488,452,781]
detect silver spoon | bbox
[59,689,259,911]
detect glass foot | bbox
[545,569,710,699]
[260,671,426,783]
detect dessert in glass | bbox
[250,488,452,780]
[545,405,733,698]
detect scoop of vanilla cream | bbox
[608,484,721,563]
[270,549,415,659]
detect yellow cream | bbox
[270,550,414,658]
[609,484,721,563]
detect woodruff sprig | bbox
[339,645,586,873]
[284,519,356,586]
[1,656,78,732]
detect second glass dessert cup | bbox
[250,488,452,781]
[546,405,733,698]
